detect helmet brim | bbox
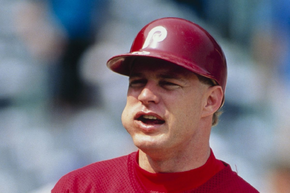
[106,50,217,82]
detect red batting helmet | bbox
[107,17,227,93]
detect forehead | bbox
[129,57,194,78]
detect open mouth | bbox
[137,115,165,125]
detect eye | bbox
[159,81,180,90]
[129,78,147,88]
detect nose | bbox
[138,83,159,105]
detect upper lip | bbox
[134,111,165,121]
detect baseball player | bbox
[52,17,259,192]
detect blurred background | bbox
[0,0,289,192]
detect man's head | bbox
[106,17,227,154]
[107,17,227,125]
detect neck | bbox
[138,143,211,173]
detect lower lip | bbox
[134,120,164,133]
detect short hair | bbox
[196,75,223,126]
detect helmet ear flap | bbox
[107,17,227,96]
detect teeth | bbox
[143,115,157,120]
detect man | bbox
[52,17,259,192]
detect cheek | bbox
[121,103,131,130]
[169,95,202,125]
[121,96,136,130]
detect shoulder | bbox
[67,153,130,178]
[51,152,137,192]
[195,163,259,193]
[214,163,259,192]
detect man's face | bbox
[121,58,211,154]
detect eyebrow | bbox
[129,71,187,82]
[158,72,185,79]
[129,72,143,79]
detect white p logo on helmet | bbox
[142,26,167,49]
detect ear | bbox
[201,86,223,117]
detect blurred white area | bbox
[0,0,288,192]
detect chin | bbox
[133,135,167,153]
